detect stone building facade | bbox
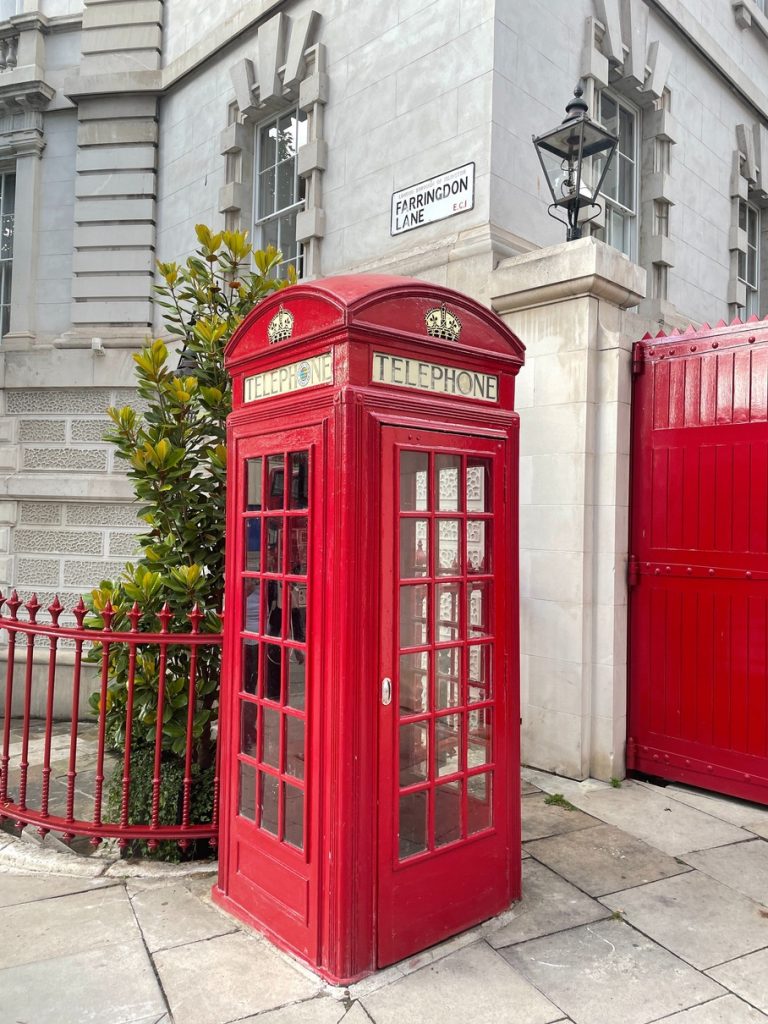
[1,0,767,778]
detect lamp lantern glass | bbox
[533,84,618,241]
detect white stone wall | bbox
[37,109,77,340]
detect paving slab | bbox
[153,930,321,1024]
[488,859,610,948]
[522,781,540,796]
[0,938,166,1024]
[601,871,768,970]
[522,793,601,842]
[501,919,725,1024]
[683,839,768,905]
[706,948,768,1015]
[0,883,139,970]
[0,870,116,907]
[640,782,768,831]
[550,782,749,857]
[652,994,768,1022]
[342,1004,376,1024]
[525,823,690,897]
[361,941,563,1024]
[237,996,348,1023]
[130,882,237,952]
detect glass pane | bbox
[435,454,461,511]
[284,783,304,850]
[262,706,281,767]
[400,451,429,511]
[259,167,276,218]
[261,216,279,251]
[399,584,428,647]
[748,246,757,284]
[738,250,747,282]
[260,123,277,169]
[286,647,306,711]
[435,519,460,576]
[278,211,298,266]
[265,518,284,573]
[239,762,256,820]
[468,708,491,768]
[467,772,493,835]
[466,521,488,574]
[618,155,634,211]
[399,650,428,715]
[287,519,308,576]
[468,582,491,638]
[600,92,617,132]
[434,780,462,847]
[435,714,461,777]
[2,173,14,217]
[435,646,461,709]
[399,790,427,859]
[246,458,263,510]
[468,644,492,703]
[287,582,307,643]
[259,773,279,835]
[285,715,305,780]
[618,106,634,154]
[277,113,297,160]
[739,200,747,231]
[399,721,428,785]
[244,519,261,571]
[243,579,261,635]
[264,581,284,637]
[400,519,428,578]
[266,454,285,509]
[466,458,491,512]
[242,640,260,695]
[240,700,258,757]
[264,642,282,702]
[277,160,295,210]
[435,582,460,642]
[289,451,309,509]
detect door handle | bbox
[381,677,392,706]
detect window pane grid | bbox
[237,450,310,854]
[397,449,496,860]
[596,92,637,259]
[255,111,306,277]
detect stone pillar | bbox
[490,237,647,781]
[69,0,163,329]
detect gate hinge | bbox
[627,555,640,588]
[632,342,646,376]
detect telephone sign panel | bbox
[214,275,525,984]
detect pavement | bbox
[3,770,768,1024]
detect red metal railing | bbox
[0,590,222,851]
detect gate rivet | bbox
[708,568,715,576]
[665,566,671,572]
[712,342,719,348]
[669,349,675,355]
[745,774,751,781]
[654,568,661,575]
[746,571,753,579]
[686,567,693,574]
[749,336,756,343]
[690,345,697,352]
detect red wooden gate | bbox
[628,318,768,803]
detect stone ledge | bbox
[490,237,646,314]
[0,473,135,501]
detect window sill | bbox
[732,0,768,42]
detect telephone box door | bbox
[378,427,513,966]
[225,424,322,962]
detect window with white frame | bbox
[737,198,760,318]
[0,171,14,337]
[254,109,308,278]
[594,91,639,260]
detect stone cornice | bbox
[490,237,647,313]
[732,0,768,41]
[0,77,55,114]
[648,0,768,120]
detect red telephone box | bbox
[213,275,525,984]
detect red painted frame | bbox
[213,275,524,983]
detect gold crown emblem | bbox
[425,304,462,341]
[267,305,294,344]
